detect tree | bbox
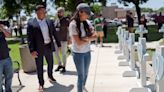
[2,0,45,18]
[158,7,164,12]
[22,0,44,15]
[55,0,83,12]
[118,0,149,24]
[1,0,107,18]
[99,0,107,6]
[2,0,20,18]
[0,8,7,19]
[91,4,102,15]
[55,0,107,12]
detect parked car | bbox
[105,18,122,27]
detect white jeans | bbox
[54,41,67,67]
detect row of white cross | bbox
[116,24,164,92]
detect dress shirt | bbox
[37,18,51,44]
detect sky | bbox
[140,0,164,9]
[108,0,164,10]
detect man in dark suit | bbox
[27,5,61,91]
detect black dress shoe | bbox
[49,77,56,83]
[61,67,66,73]
[55,65,63,72]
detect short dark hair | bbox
[35,5,45,11]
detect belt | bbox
[44,42,51,46]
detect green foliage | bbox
[64,0,77,12]
[2,0,107,18]
[158,7,164,12]
[141,7,154,12]
[2,0,20,17]
[2,0,43,18]
[99,0,107,6]
[0,7,7,19]
[22,0,43,15]
[55,0,80,12]
[91,4,102,15]
[55,0,107,12]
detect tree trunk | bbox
[135,4,141,24]
[88,2,91,6]
[64,0,66,6]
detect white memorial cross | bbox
[122,29,128,57]
[122,33,138,77]
[138,38,147,87]
[152,46,164,92]
[159,24,164,38]
[118,30,130,66]
[129,38,151,92]
[124,31,130,62]
[128,33,136,70]
[116,26,123,52]
[135,25,148,38]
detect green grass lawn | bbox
[8,40,63,68]
[105,25,163,43]
[8,40,21,69]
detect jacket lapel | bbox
[33,18,44,42]
[34,18,41,30]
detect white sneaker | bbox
[100,44,104,47]
[100,42,104,47]
[83,86,88,92]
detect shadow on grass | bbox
[147,48,155,51]
[44,82,74,92]
[7,40,19,44]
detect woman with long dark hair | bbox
[69,3,97,92]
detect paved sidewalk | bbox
[12,43,138,92]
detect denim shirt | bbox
[0,32,9,60]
